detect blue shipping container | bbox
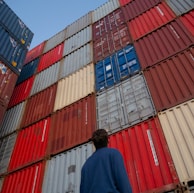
[95,45,141,92]
[16,58,39,85]
[0,26,27,75]
[0,0,33,48]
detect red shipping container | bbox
[8,118,50,172]
[128,2,176,40]
[109,117,179,193]
[179,10,194,36]
[93,24,132,62]
[47,94,96,155]
[144,47,194,112]
[134,18,194,69]
[122,0,162,21]
[119,0,132,6]
[20,84,57,128]
[0,103,7,124]
[24,41,46,64]
[92,8,125,40]
[0,61,18,106]
[37,42,64,72]
[1,162,45,193]
[8,76,35,108]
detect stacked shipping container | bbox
[0,0,33,123]
[0,0,194,192]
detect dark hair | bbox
[91,129,108,149]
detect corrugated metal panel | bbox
[1,162,45,193]
[0,0,33,48]
[54,63,95,111]
[119,0,132,6]
[165,0,194,16]
[8,76,35,108]
[0,103,6,124]
[24,41,45,64]
[108,117,179,193]
[93,24,132,62]
[20,84,57,128]
[0,102,26,138]
[92,0,120,23]
[122,0,162,21]
[66,11,92,39]
[158,99,194,184]
[30,62,60,96]
[63,26,92,57]
[43,29,66,54]
[0,178,3,192]
[37,43,64,72]
[128,2,176,40]
[8,118,50,172]
[97,74,156,133]
[0,26,28,75]
[180,10,194,36]
[42,142,93,193]
[0,61,18,106]
[0,133,17,175]
[48,94,96,155]
[95,44,141,92]
[144,47,194,112]
[59,43,93,79]
[92,8,125,41]
[134,19,194,69]
[16,58,39,85]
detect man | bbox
[80,129,132,193]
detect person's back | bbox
[80,129,132,193]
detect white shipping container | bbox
[66,11,92,39]
[30,62,60,96]
[158,99,194,187]
[63,26,92,57]
[59,43,93,79]
[0,102,26,138]
[97,74,156,133]
[54,63,95,111]
[92,0,120,23]
[43,29,66,54]
[0,133,17,175]
[42,142,93,193]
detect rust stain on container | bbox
[109,117,179,193]
[144,47,194,112]
[20,84,57,128]
[134,18,194,69]
[128,2,176,40]
[47,94,96,156]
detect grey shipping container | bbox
[97,74,156,133]
[30,61,60,96]
[0,132,17,175]
[59,43,93,79]
[0,0,33,48]
[165,0,194,16]
[42,142,93,193]
[0,102,26,138]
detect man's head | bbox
[91,129,108,149]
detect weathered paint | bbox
[144,47,194,111]
[109,117,179,193]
